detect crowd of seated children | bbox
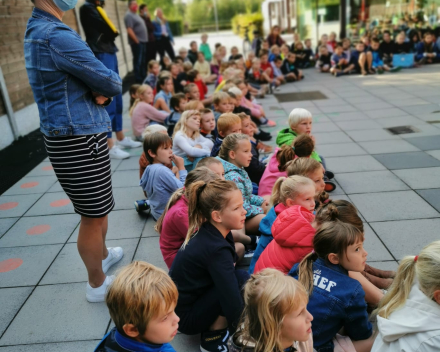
[154,76,173,112]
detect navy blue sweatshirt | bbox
[170,222,243,330]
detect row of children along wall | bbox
[95,106,440,352]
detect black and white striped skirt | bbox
[43,133,115,218]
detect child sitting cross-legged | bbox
[317,45,331,72]
[95,261,179,352]
[194,51,217,84]
[330,43,355,77]
[154,76,173,113]
[290,222,375,352]
[199,108,216,142]
[229,268,314,352]
[165,93,187,137]
[172,110,213,171]
[140,133,187,221]
[210,113,242,157]
[169,179,250,352]
[281,52,303,81]
[372,240,440,352]
[186,69,208,101]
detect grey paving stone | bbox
[141,217,159,237]
[336,120,382,131]
[349,191,439,222]
[314,98,347,107]
[0,244,62,287]
[317,142,367,157]
[170,333,200,352]
[0,214,79,248]
[25,162,56,177]
[0,341,101,351]
[343,96,383,105]
[363,224,394,262]
[0,287,33,336]
[400,124,440,138]
[24,192,75,217]
[344,129,399,142]
[326,111,370,122]
[375,116,425,128]
[116,157,141,171]
[111,170,140,188]
[134,237,168,272]
[319,105,358,114]
[393,167,440,189]
[335,170,408,194]
[373,152,440,170]
[40,238,138,285]
[112,187,146,210]
[401,103,440,115]
[364,107,408,119]
[312,114,332,123]
[69,209,147,243]
[0,283,110,345]
[46,181,64,193]
[405,135,440,151]
[0,194,42,219]
[359,140,420,154]
[329,194,351,202]
[426,150,440,160]
[388,98,431,107]
[3,176,58,196]
[352,101,394,111]
[416,189,440,213]
[0,218,18,239]
[313,132,352,145]
[325,155,386,173]
[370,219,440,260]
[126,148,143,158]
[311,122,341,133]
[110,159,122,172]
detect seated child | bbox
[95,261,179,352]
[270,55,289,82]
[393,32,412,55]
[317,34,333,54]
[415,32,440,64]
[330,43,355,77]
[258,134,314,196]
[130,85,169,140]
[281,52,303,81]
[194,51,217,83]
[199,33,212,62]
[342,37,352,62]
[372,240,440,352]
[165,93,187,137]
[170,62,184,93]
[268,44,281,62]
[253,176,316,274]
[293,41,310,68]
[229,46,240,60]
[175,61,192,92]
[212,91,231,120]
[187,41,198,64]
[260,49,283,87]
[350,41,374,75]
[370,37,401,73]
[154,76,173,113]
[140,133,187,220]
[210,113,241,157]
[217,134,270,235]
[379,30,395,66]
[169,180,250,352]
[199,108,216,142]
[280,43,290,60]
[187,69,208,101]
[183,82,200,101]
[129,83,140,110]
[184,99,204,111]
[316,45,331,72]
[143,60,160,89]
[290,222,375,352]
[229,268,314,352]
[196,156,225,179]
[247,58,273,88]
[304,38,315,63]
[172,110,213,171]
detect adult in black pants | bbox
[152,8,175,66]
[139,4,157,65]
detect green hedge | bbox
[168,19,183,37]
[231,13,263,42]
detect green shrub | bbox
[168,19,183,37]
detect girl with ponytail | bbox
[169,179,250,352]
[291,221,375,352]
[372,240,440,352]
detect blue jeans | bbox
[183,156,205,172]
[131,42,147,83]
[95,52,123,139]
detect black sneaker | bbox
[134,199,150,213]
[254,130,272,141]
[200,328,230,352]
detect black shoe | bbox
[254,131,272,141]
[200,328,230,352]
[324,170,335,180]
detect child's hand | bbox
[261,200,270,213]
[181,80,187,86]
[171,155,185,170]
[194,144,202,149]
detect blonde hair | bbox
[141,124,167,140]
[270,175,314,207]
[173,110,201,139]
[196,157,223,169]
[288,108,312,129]
[236,268,308,352]
[184,100,203,111]
[376,240,440,319]
[286,157,321,177]
[218,133,249,161]
[129,84,151,116]
[228,86,242,97]
[217,113,241,135]
[185,179,239,246]
[106,261,178,335]
[213,91,230,105]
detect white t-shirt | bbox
[172,131,213,158]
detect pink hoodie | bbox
[258,148,286,196]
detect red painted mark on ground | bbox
[21,182,39,189]
[26,224,51,235]
[50,199,71,207]
[0,202,18,211]
[0,258,23,273]
[42,166,53,171]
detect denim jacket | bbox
[24,8,122,137]
[152,18,174,43]
[289,258,372,352]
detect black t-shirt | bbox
[379,41,395,56]
[393,42,411,54]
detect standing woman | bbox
[153,8,175,66]
[25,0,123,302]
[266,25,285,47]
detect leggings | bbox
[176,269,250,335]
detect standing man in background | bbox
[125,0,148,83]
[139,4,157,66]
[80,0,142,159]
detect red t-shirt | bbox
[261,62,274,78]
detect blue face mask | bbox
[53,0,78,11]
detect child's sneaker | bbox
[86,275,115,303]
[390,66,402,73]
[102,247,124,274]
[261,119,277,127]
[200,328,230,352]
[134,199,150,213]
[240,249,255,266]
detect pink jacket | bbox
[240,96,263,118]
[258,148,286,196]
[131,101,168,137]
[159,196,188,269]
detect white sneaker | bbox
[86,275,115,303]
[102,247,124,273]
[117,137,142,148]
[109,145,130,159]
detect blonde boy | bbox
[210,113,241,157]
[96,261,179,352]
[212,91,231,119]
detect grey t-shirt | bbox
[124,11,148,44]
